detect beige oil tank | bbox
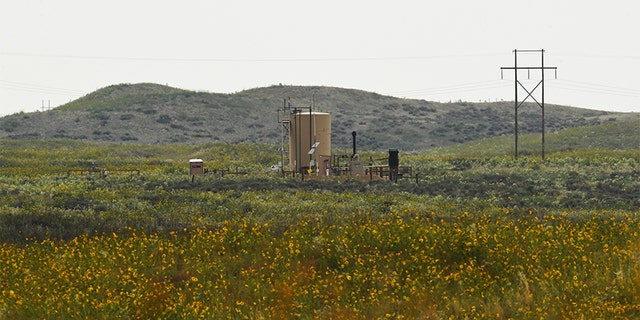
[289,111,331,175]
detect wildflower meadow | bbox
[0,140,638,319]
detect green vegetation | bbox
[0,138,639,318]
[57,83,189,112]
[434,119,640,157]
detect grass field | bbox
[0,139,639,319]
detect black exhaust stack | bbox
[389,149,399,183]
[351,131,357,158]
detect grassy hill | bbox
[428,118,640,157]
[1,83,637,150]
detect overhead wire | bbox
[555,53,640,61]
[0,51,506,63]
[2,51,638,104]
[0,80,85,96]
[0,51,509,100]
[549,79,640,98]
[386,80,511,98]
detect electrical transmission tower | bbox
[501,49,557,160]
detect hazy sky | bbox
[1,0,639,117]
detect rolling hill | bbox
[1,83,638,151]
[428,118,640,157]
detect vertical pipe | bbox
[541,49,546,160]
[298,111,301,173]
[352,131,357,157]
[514,49,519,160]
[313,114,317,175]
[279,111,283,175]
[309,107,312,169]
[294,110,298,173]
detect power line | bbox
[549,79,640,98]
[555,53,640,61]
[386,80,510,97]
[0,51,506,63]
[0,80,84,95]
[3,51,637,109]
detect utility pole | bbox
[501,49,557,160]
